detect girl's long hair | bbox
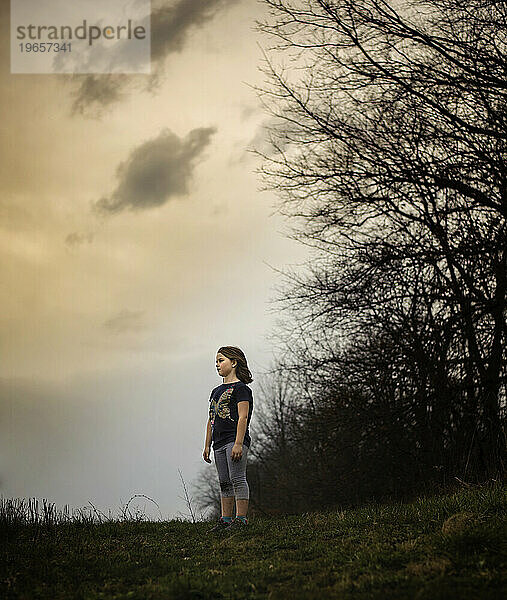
[217,346,253,384]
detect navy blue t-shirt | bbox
[209,381,253,450]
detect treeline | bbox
[196,0,506,517]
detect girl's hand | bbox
[203,446,211,463]
[231,443,243,461]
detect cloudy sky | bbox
[0,0,310,520]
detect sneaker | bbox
[227,517,249,532]
[209,516,232,534]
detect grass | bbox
[0,482,505,599]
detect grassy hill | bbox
[1,482,505,599]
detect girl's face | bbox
[216,353,236,377]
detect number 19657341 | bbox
[19,42,72,52]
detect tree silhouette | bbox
[247,0,506,500]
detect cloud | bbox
[150,0,238,60]
[239,104,261,122]
[229,115,293,166]
[70,0,241,116]
[70,75,131,117]
[247,116,294,158]
[92,126,216,216]
[65,231,95,247]
[102,309,146,334]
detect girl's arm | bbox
[234,401,249,446]
[205,417,212,449]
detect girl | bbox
[203,346,254,532]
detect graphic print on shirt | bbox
[209,386,236,427]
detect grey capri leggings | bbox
[213,441,249,500]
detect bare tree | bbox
[191,464,222,521]
[250,0,506,483]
